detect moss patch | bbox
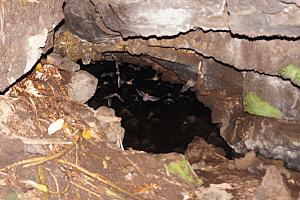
[279,64,300,86]
[244,92,282,119]
[165,158,202,186]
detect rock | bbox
[148,31,300,76]
[0,0,64,91]
[195,185,233,200]
[243,73,300,120]
[254,165,292,200]
[227,0,300,37]
[0,135,24,168]
[94,106,125,150]
[57,1,300,172]
[0,96,14,123]
[64,0,228,41]
[67,70,98,103]
[185,136,227,166]
[47,52,64,66]
[60,58,80,72]
[47,53,80,72]
[234,151,261,170]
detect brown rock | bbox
[255,165,292,200]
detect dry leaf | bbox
[82,129,94,140]
[24,80,43,97]
[48,118,64,135]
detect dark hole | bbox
[80,59,236,158]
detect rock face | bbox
[67,70,98,104]
[59,0,300,171]
[254,165,292,200]
[1,0,300,171]
[227,0,300,37]
[64,0,229,41]
[0,0,64,91]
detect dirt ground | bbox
[0,61,299,200]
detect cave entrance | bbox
[81,57,234,157]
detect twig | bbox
[37,165,50,200]
[70,181,102,198]
[10,135,73,145]
[23,135,79,168]
[125,157,145,177]
[0,135,79,171]
[57,159,146,200]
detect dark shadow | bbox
[81,60,236,158]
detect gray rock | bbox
[94,106,125,150]
[67,70,98,103]
[244,72,300,120]
[0,0,64,91]
[64,0,228,41]
[47,51,81,72]
[227,0,300,37]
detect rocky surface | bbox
[227,0,300,38]
[254,165,292,200]
[64,0,300,39]
[66,70,98,103]
[0,0,64,92]
[1,0,300,198]
[56,0,300,171]
[53,27,300,171]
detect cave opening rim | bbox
[79,58,237,159]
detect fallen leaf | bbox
[82,129,94,140]
[48,118,64,135]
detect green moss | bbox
[244,92,282,119]
[165,158,202,186]
[279,64,300,86]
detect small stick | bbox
[70,181,102,198]
[57,159,146,200]
[0,135,79,171]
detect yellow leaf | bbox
[103,160,108,169]
[63,123,72,135]
[36,63,43,72]
[82,129,93,140]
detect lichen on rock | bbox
[279,64,300,86]
[165,157,202,186]
[243,92,282,119]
